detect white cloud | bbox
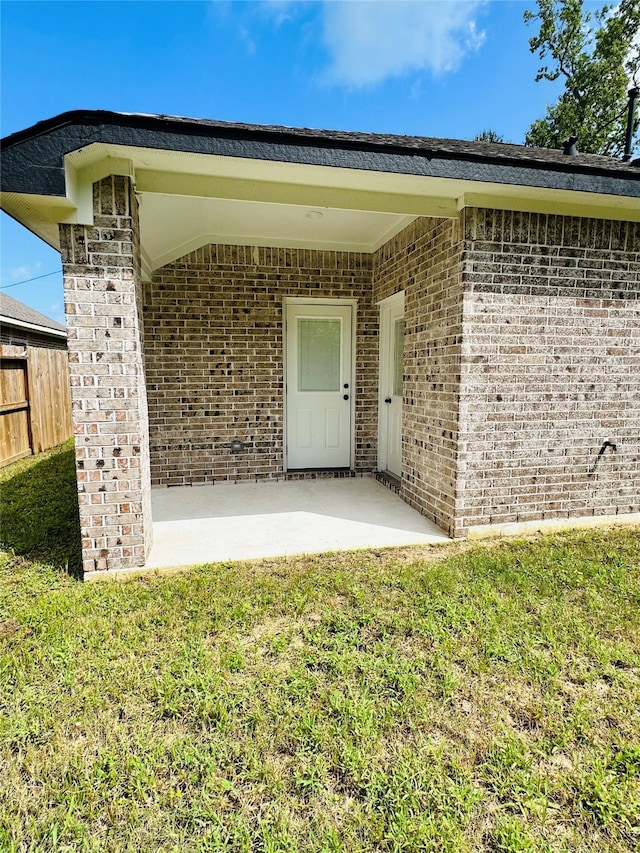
[259,0,301,26]
[239,26,257,55]
[320,0,487,87]
[10,262,42,282]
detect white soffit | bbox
[139,194,416,269]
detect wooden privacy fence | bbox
[0,345,73,467]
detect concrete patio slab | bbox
[146,476,450,569]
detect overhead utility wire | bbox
[0,270,62,290]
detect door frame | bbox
[377,291,405,474]
[283,296,358,472]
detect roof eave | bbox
[2,109,638,192]
[0,316,67,337]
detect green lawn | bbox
[1,444,639,852]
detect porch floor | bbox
[146,476,450,570]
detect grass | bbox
[0,440,81,578]
[0,445,639,851]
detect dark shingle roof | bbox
[1,110,638,204]
[3,109,638,177]
[0,292,66,334]
[123,111,639,173]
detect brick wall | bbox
[373,217,465,536]
[0,328,67,350]
[458,209,640,532]
[144,245,376,486]
[60,176,153,576]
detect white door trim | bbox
[283,297,357,471]
[377,291,404,475]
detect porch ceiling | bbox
[139,195,416,268]
[64,142,455,275]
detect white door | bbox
[379,294,404,478]
[286,302,353,469]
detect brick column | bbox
[60,175,152,577]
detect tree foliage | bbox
[473,130,505,143]
[525,0,640,155]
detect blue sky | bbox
[0,0,581,323]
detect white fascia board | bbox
[459,188,640,222]
[0,316,67,338]
[135,168,459,217]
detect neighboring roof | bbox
[0,292,66,336]
[2,109,639,200]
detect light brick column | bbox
[60,175,153,577]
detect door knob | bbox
[384,397,392,403]
[343,394,349,400]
